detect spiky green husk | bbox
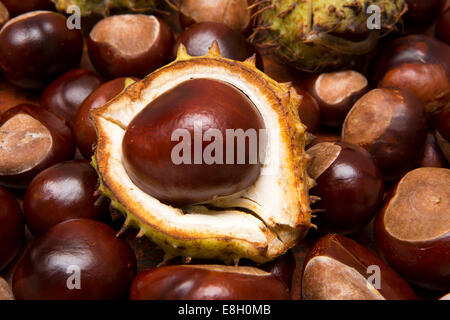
[253,0,406,72]
[52,0,161,16]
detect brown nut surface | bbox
[436,7,450,45]
[301,234,417,300]
[292,87,320,134]
[418,132,447,168]
[374,167,450,291]
[403,0,446,26]
[0,2,9,28]
[88,15,174,79]
[1,0,54,17]
[130,265,290,300]
[0,104,75,189]
[0,277,14,300]
[342,88,427,181]
[436,106,450,162]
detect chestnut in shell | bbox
[88,15,174,79]
[23,160,109,237]
[374,167,450,291]
[0,11,83,90]
[129,265,290,300]
[73,77,138,159]
[0,104,75,189]
[342,88,427,181]
[12,219,137,300]
[307,141,384,235]
[41,69,104,127]
[0,186,24,271]
[436,106,450,163]
[371,35,450,116]
[122,78,265,206]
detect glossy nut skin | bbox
[302,234,417,300]
[0,11,83,90]
[12,219,137,300]
[129,265,290,300]
[260,250,296,289]
[88,15,173,79]
[436,106,450,162]
[370,35,450,116]
[292,87,320,134]
[342,88,427,181]
[0,104,75,189]
[0,186,24,271]
[41,69,104,127]
[418,132,447,168]
[403,0,446,26]
[73,77,138,159]
[173,22,263,70]
[1,0,53,17]
[436,8,450,45]
[307,141,384,234]
[122,78,265,206]
[23,160,109,237]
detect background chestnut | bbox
[292,87,320,134]
[260,250,296,290]
[0,104,75,189]
[73,77,137,159]
[41,69,104,127]
[23,160,109,237]
[172,22,263,70]
[436,7,450,45]
[88,15,173,79]
[374,167,450,291]
[436,106,450,162]
[1,0,54,17]
[129,265,290,300]
[307,141,384,234]
[304,70,369,127]
[0,11,83,90]
[13,219,137,300]
[301,234,417,300]
[403,0,446,26]
[0,2,8,28]
[418,132,447,168]
[0,186,24,271]
[342,88,427,181]
[370,35,450,117]
[0,276,14,300]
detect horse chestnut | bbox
[436,106,450,162]
[293,87,320,134]
[0,11,83,90]
[41,69,104,127]
[1,0,53,17]
[122,78,265,206]
[403,0,446,26]
[342,88,427,181]
[436,7,450,45]
[374,167,450,291]
[0,104,75,189]
[0,2,8,28]
[418,132,447,168]
[13,219,137,300]
[129,265,290,300]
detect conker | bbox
[73,77,138,159]
[342,88,427,181]
[88,15,173,79]
[436,106,450,163]
[23,160,109,237]
[172,22,263,70]
[301,234,417,300]
[0,2,9,28]
[0,186,24,271]
[292,87,320,134]
[122,78,265,206]
[0,11,83,90]
[436,7,450,45]
[371,35,450,116]
[41,69,104,127]
[129,265,290,300]
[307,141,384,234]
[374,167,450,291]
[13,219,137,300]
[0,276,14,300]
[0,104,75,189]
[304,70,369,127]
[403,0,446,26]
[260,250,296,289]
[1,0,53,17]
[418,132,447,168]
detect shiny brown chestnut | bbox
[122,78,265,206]
[304,70,369,127]
[41,69,104,127]
[374,167,450,291]
[418,132,447,168]
[172,22,263,70]
[307,141,384,234]
[292,87,320,134]
[301,234,417,300]
[370,35,450,116]
[23,160,109,237]
[403,0,446,26]
[0,104,75,189]
[342,88,427,181]
[12,219,137,300]
[73,77,138,159]
[129,265,290,300]
[436,106,450,162]
[88,15,173,79]
[260,250,296,289]
[0,2,9,28]
[0,11,83,90]
[0,186,24,271]
[436,8,450,45]
[1,0,53,17]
